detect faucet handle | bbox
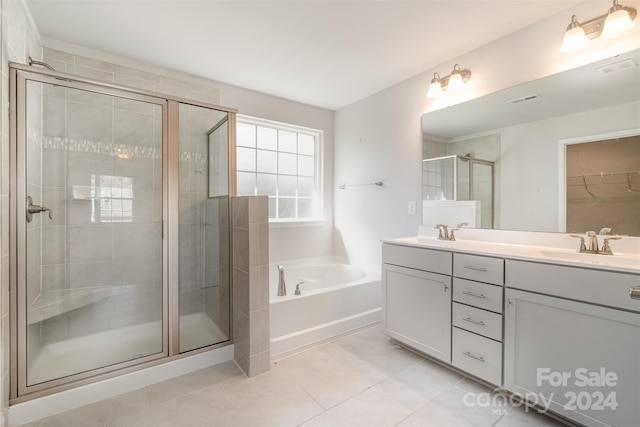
[457,222,468,229]
[434,224,448,240]
[601,236,622,255]
[599,227,611,235]
[569,234,587,253]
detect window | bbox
[91,174,134,223]
[236,116,323,222]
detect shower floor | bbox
[179,311,229,353]
[28,312,229,386]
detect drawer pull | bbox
[462,290,486,299]
[630,287,640,300]
[464,265,487,272]
[463,316,485,326]
[462,351,486,362]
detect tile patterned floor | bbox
[21,326,569,427]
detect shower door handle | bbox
[26,196,53,223]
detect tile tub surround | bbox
[17,326,568,427]
[232,196,270,377]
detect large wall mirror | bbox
[421,48,640,236]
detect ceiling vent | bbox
[596,58,637,75]
[508,94,541,104]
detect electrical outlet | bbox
[408,201,416,215]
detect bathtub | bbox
[269,257,381,361]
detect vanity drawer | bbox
[505,260,640,313]
[452,302,503,342]
[382,243,452,275]
[453,278,504,313]
[452,327,502,386]
[454,253,504,285]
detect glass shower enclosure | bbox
[422,154,494,229]
[9,63,235,399]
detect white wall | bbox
[500,100,640,232]
[333,0,640,265]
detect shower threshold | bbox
[27,312,228,387]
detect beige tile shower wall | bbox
[2,0,43,421]
[232,196,269,378]
[42,48,221,106]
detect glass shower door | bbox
[18,76,166,390]
[177,103,230,353]
[471,161,494,229]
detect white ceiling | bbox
[26,0,583,110]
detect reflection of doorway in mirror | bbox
[566,135,640,236]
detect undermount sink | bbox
[400,235,640,271]
[538,250,640,269]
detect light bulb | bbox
[427,81,443,98]
[601,8,636,38]
[427,73,443,98]
[561,25,589,51]
[447,73,464,92]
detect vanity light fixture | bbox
[427,64,471,98]
[560,0,637,52]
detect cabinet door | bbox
[382,264,451,362]
[504,288,640,427]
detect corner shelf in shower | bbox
[27,287,112,325]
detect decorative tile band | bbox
[29,132,207,163]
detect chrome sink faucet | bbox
[435,223,467,241]
[569,229,622,255]
[276,264,286,296]
[435,224,449,240]
[586,231,599,252]
[450,222,468,241]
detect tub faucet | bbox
[276,264,286,296]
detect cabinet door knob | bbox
[630,287,640,300]
[444,283,449,292]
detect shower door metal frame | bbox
[9,63,237,402]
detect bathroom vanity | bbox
[381,231,640,427]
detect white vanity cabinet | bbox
[504,260,640,427]
[451,253,504,386]
[382,243,452,362]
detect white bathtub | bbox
[269,257,381,361]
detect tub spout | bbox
[277,264,286,296]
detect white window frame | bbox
[236,115,324,225]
